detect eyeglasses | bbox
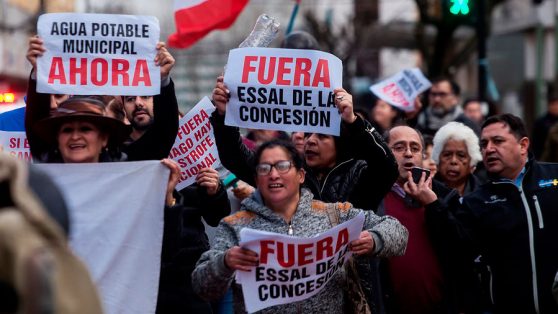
[390,143,422,155]
[256,160,293,176]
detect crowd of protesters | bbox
[1,22,558,314]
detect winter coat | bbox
[157,184,231,313]
[439,158,558,314]
[209,112,398,212]
[191,188,408,314]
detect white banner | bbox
[236,213,365,313]
[224,48,343,136]
[36,13,160,96]
[370,68,431,112]
[169,96,221,190]
[0,131,32,161]
[36,161,168,314]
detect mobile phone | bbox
[411,166,431,184]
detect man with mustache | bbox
[121,42,179,161]
[443,114,558,313]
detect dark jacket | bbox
[434,172,485,197]
[123,79,179,161]
[156,184,231,313]
[209,112,398,212]
[443,158,558,314]
[25,77,60,161]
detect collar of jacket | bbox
[487,152,533,185]
[242,188,314,218]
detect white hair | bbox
[432,121,482,167]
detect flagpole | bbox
[286,0,301,35]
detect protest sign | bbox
[36,13,160,96]
[236,213,365,313]
[224,47,343,136]
[0,131,32,161]
[370,68,431,112]
[37,161,167,314]
[169,96,221,190]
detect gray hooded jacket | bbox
[191,189,408,313]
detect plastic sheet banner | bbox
[37,161,168,314]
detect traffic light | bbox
[442,0,476,26]
[448,0,470,16]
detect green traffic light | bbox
[449,0,470,15]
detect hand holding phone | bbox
[411,166,431,184]
[406,166,437,205]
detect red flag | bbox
[168,0,249,49]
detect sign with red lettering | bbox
[224,48,343,136]
[169,97,221,191]
[36,13,160,96]
[236,213,364,313]
[370,68,431,112]
[0,131,32,162]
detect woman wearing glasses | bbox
[191,140,408,313]
[210,76,398,214]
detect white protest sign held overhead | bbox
[37,161,167,314]
[0,131,32,162]
[224,47,343,136]
[236,213,365,313]
[36,13,160,96]
[370,68,431,112]
[169,96,221,191]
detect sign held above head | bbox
[36,13,161,96]
[370,68,431,112]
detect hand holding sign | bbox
[195,167,221,196]
[161,158,181,206]
[26,36,46,70]
[155,42,174,80]
[334,88,357,124]
[350,230,375,256]
[225,246,259,272]
[212,75,230,116]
